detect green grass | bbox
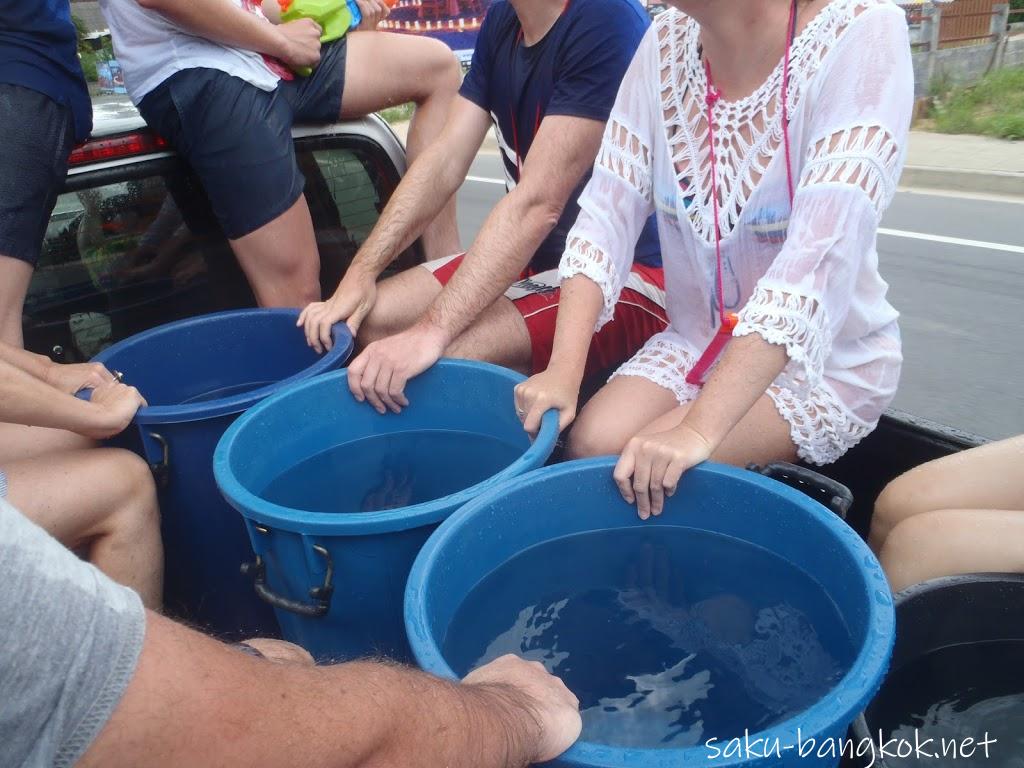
[929,68,1024,141]
[377,102,415,125]
[80,51,99,83]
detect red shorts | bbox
[424,254,668,377]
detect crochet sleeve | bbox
[558,26,658,330]
[734,3,913,396]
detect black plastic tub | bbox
[851,573,1024,768]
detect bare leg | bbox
[446,297,532,374]
[5,448,164,609]
[229,196,322,308]
[879,508,1024,593]
[569,375,797,467]
[567,375,679,459]
[0,256,33,347]
[0,421,94,464]
[358,266,442,346]
[230,195,321,309]
[341,32,462,260]
[870,434,1024,551]
[634,395,797,466]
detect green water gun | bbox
[279,0,363,75]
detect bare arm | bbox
[0,340,119,394]
[422,115,605,346]
[0,340,53,380]
[80,612,580,768]
[341,114,606,413]
[612,335,789,518]
[136,0,321,67]
[681,334,788,447]
[350,96,492,280]
[515,274,604,435]
[0,358,144,438]
[299,97,491,348]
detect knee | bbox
[418,39,461,99]
[111,451,160,526]
[355,310,390,347]
[566,416,630,460]
[877,510,948,592]
[871,472,925,546]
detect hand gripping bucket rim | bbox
[91,308,353,424]
[404,457,896,768]
[213,359,561,536]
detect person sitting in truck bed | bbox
[99,0,464,308]
[298,0,666,420]
[515,0,913,519]
[870,434,1024,593]
[0,343,162,609]
[0,493,582,768]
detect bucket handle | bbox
[747,462,853,520]
[147,432,171,490]
[240,543,335,618]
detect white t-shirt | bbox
[100,0,280,104]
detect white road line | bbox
[463,175,1024,254]
[465,174,507,186]
[877,228,1024,255]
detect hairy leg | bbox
[5,448,163,609]
[229,196,321,308]
[358,266,442,346]
[0,255,33,347]
[879,508,1024,593]
[341,32,462,260]
[569,378,797,467]
[0,421,94,464]
[445,297,532,374]
[870,434,1024,552]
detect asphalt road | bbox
[457,153,1024,440]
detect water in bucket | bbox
[443,527,854,749]
[870,640,1024,768]
[260,430,523,512]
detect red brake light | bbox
[69,132,170,167]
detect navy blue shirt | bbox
[461,0,660,272]
[0,0,92,141]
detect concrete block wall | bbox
[911,37,1024,96]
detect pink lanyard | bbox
[685,0,799,386]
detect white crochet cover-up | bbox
[559,0,914,465]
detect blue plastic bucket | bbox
[405,458,895,768]
[214,359,559,662]
[92,309,352,638]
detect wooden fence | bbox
[900,0,1013,48]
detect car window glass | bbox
[26,142,410,362]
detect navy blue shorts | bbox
[0,84,75,265]
[138,39,348,240]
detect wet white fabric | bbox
[559,0,913,464]
[0,497,145,768]
[100,0,279,103]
